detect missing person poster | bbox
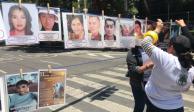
[5,72,39,112]
[87,15,103,48]
[2,3,39,45]
[170,22,180,38]
[119,18,135,48]
[37,7,62,41]
[103,16,118,48]
[0,10,7,41]
[62,13,88,48]
[39,69,66,108]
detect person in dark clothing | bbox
[176,19,194,87]
[126,44,153,112]
[126,46,145,112]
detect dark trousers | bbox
[146,96,184,112]
[130,81,146,112]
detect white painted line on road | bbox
[67,86,132,112]
[100,71,126,77]
[182,93,194,103]
[87,53,97,56]
[111,67,127,72]
[68,77,104,89]
[59,106,82,112]
[40,60,63,66]
[190,86,194,91]
[101,54,114,58]
[69,77,133,101]
[0,69,7,74]
[85,73,129,86]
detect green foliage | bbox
[4,0,140,16]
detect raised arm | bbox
[176,19,194,50]
[141,19,164,56]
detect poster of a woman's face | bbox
[2,3,39,45]
[66,14,85,40]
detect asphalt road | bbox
[0,45,193,112]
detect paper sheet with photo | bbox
[2,3,39,45]
[37,7,62,41]
[39,69,66,108]
[86,14,103,48]
[0,10,7,41]
[62,13,88,48]
[170,22,180,38]
[5,72,39,112]
[118,18,135,48]
[132,19,146,46]
[103,16,119,48]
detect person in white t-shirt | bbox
[141,19,194,112]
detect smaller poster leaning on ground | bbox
[5,72,39,112]
[2,3,39,45]
[37,7,62,41]
[39,69,66,108]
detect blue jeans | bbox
[130,80,146,112]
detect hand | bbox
[175,19,186,27]
[154,19,163,34]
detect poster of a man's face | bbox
[104,18,116,40]
[2,3,39,45]
[37,7,62,41]
[38,8,59,31]
[5,72,38,112]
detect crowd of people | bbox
[126,19,194,112]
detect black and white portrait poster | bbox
[103,16,118,48]
[87,14,103,48]
[37,7,62,41]
[39,69,66,108]
[5,72,38,112]
[2,3,39,45]
[62,13,88,48]
[0,10,7,41]
[118,18,135,48]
